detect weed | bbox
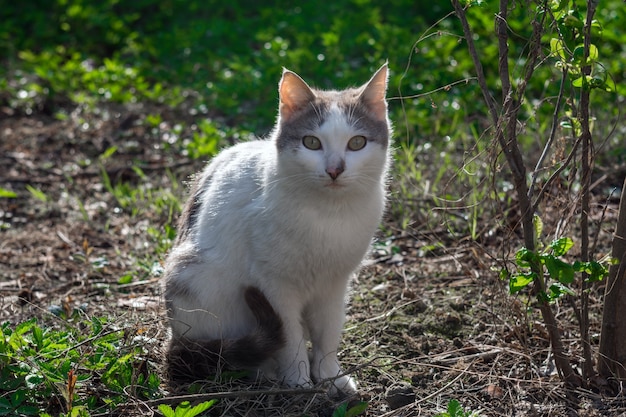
[435,399,481,417]
[0,188,17,198]
[158,400,216,417]
[0,316,161,416]
[25,185,48,203]
[501,219,612,303]
[331,400,368,417]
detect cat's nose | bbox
[326,165,344,180]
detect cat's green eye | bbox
[347,135,367,151]
[302,135,322,150]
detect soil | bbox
[1,102,625,416]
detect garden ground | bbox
[1,101,624,416]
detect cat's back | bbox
[200,139,273,187]
[179,139,274,245]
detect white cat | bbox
[163,64,392,396]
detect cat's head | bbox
[273,64,392,194]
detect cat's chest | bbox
[252,194,381,277]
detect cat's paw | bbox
[283,375,314,389]
[327,374,358,398]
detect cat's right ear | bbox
[279,69,315,121]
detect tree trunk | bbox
[598,177,626,383]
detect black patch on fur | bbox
[166,286,285,384]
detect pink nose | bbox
[326,166,344,180]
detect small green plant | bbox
[25,184,48,203]
[0,188,17,198]
[435,399,480,417]
[158,400,216,417]
[184,119,224,159]
[502,230,610,302]
[548,1,613,93]
[0,317,162,416]
[331,400,368,417]
[99,163,180,218]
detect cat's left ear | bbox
[360,63,389,121]
[279,69,316,121]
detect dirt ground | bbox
[1,102,625,416]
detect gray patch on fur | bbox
[163,275,192,315]
[276,96,330,152]
[173,174,204,244]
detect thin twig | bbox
[389,77,477,101]
[532,134,583,214]
[397,11,458,141]
[451,0,499,124]
[138,387,327,407]
[529,67,568,201]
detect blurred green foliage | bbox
[1,0,624,135]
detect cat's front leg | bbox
[269,300,313,388]
[306,289,358,396]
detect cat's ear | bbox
[359,63,389,121]
[279,69,315,121]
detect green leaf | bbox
[0,188,17,198]
[547,282,575,301]
[333,402,348,417]
[563,13,583,29]
[158,404,175,417]
[533,215,543,243]
[572,76,582,87]
[185,400,216,416]
[549,237,574,256]
[588,44,599,62]
[549,38,566,61]
[573,44,599,65]
[543,255,575,284]
[499,268,510,281]
[345,401,368,417]
[448,399,463,415]
[100,146,118,160]
[32,325,44,349]
[0,396,13,412]
[117,274,133,285]
[515,248,537,267]
[587,261,608,282]
[509,273,535,294]
[10,389,26,407]
[25,185,48,203]
[68,406,90,417]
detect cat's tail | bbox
[166,286,285,383]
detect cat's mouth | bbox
[325,180,345,189]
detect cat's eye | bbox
[347,135,367,151]
[302,135,322,150]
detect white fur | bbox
[165,67,390,395]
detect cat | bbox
[163,63,392,396]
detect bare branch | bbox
[529,67,568,202]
